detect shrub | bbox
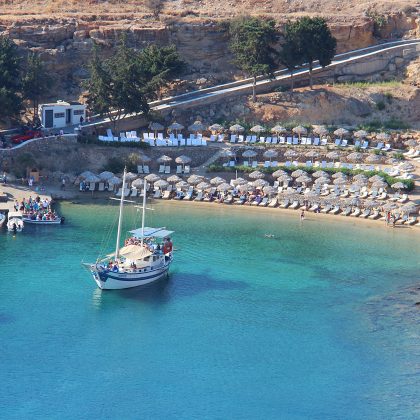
[392,152,405,161]
[375,100,386,111]
[78,134,150,149]
[384,92,393,103]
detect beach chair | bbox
[383,143,391,151]
[176,165,182,174]
[268,198,278,207]
[184,165,191,174]
[361,141,369,149]
[143,165,150,174]
[230,134,237,143]
[159,165,165,174]
[130,188,138,198]
[279,137,285,144]
[375,143,384,150]
[238,135,244,143]
[251,161,258,168]
[335,139,341,146]
[165,166,170,174]
[351,207,361,217]
[321,138,328,146]
[313,138,320,146]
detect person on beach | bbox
[300,209,305,221]
[392,216,396,228]
[386,211,390,225]
[61,178,66,190]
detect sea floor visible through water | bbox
[0,200,419,419]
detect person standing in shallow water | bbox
[300,209,305,221]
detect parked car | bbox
[10,130,43,145]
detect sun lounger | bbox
[279,137,285,144]
[342,207,352,216]
[230,134,236,143]
[158,165,165,173]
[289,200,300,209]
[321,205,332,213]
[407,216,418,225]
[375,143,384,150]
[398,194,408,203]
[251,161,258,168]
[89,182,96,192]
[184,165,191,174]
[176,165,182,174]
[313,138,320,146]
[194,191,204,201]
[143,165,150,174]
[335,139,341,146]
[272,137,278,144]
[259,197,269,207]
[361,209,371,218]
[162,190,171,199]
[264,161,270,168]
[268,198,278,207]
[153,189,162,199]
[130,188,138,198]
[164,166,170,174]
[321,138,328,146]
[331,206,340,214]
[361,141,369,149]
[280,199,290,208]
[368,210,380,219]
[378,192,387,200]
[98,182,105,192]
[351,207,361,217]
[309,203,319,212]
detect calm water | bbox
[0,201,419,419]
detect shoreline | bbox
[1,182,418,233]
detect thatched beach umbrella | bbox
[376,132,390,142]
[208,123,224,133]
[210,176,226,185]
[99,171,114,181]
[252,179,269,188]
[284,149,298,159]
[333,177,347,186]
[145,173,161,182]
[292,125,307,139]
[334,128,349,139]
[79,170,97,179]
[149,122,164,137]
[296,174,311,184]
[138,154,151,163]
[400,202,417,215]
[313,170,328,178]
[346,152,363,162]
[108,176,122,190]
[167,175,181,183]
[399,162,415,172]
[263,149,278,162]
[154,179,169,189]
[220,149,236,158]
[354,130,368,139]
[231,177,247,186]
[404,139,418,147]
[386,157,399,165]
[131,178,144,188]
[313,125,329,137]
[365,154,381,164]
[263,186,277,196]
[125,172,138,181]
[271,125,287,135]
[250,125,266,134]
[217,183,232,192]
[238,184,254,193]
[196,181,211,190]
[278,174,292,184]
[305,150,319,162]
[369,175,384,183]
[353,173,368,181]
[315,176,330,185]
[175,180,189,189]
[372,180,388,189]
[364,200,380,209]
[326,151,340,161]
[242,149,257,164]
[248,170,265,180]
[291,169,305,178]
[187,175,203,185]
[272,169,287,178]
[382,202,398,212]
[391,182,406,191]
[157,155,173,163]
[229,124,245,133]
[332,172,346,179]
[84,173,101,183]
[175,155,191,170]
[168,122,184,135]
[188,120,206,133]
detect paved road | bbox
[79,39,420,131]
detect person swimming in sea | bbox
[264,234,275,238]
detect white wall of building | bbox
[39,103,86,129]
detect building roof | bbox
[40,100,85,107]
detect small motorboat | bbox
[22,215,64,225]
[7,211,24,233]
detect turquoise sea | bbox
[0,201,419,419]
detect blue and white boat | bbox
[83,170,174,290]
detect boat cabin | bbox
[39,101,86,129]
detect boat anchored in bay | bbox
[83,169,174,290]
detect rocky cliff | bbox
[0,1,419,101]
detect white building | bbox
[39,100,87,129]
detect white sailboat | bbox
[83,169,174,290]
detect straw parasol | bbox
[210,176,226,185]
[99,171,114,180]
[305,150,319,162]
[291,169,305,178]
[365,154,381,163]
[196,181,210,190]
[372,180,388,189]
[252,179,269,188]
[382,202,398,212]
[363,200,380,209]
[272,169,287,178]
[187,175,203,185]
[229,124,245,133]
[313,170,328,178]
[188,120,206,133]
[242,149,257,164]
[271,125,287,135]
[376,132,390,142]
[149,122,164,137]
[296,174,311,184]
[167,175,181,183]
[250,125,266,134]
[168,122,184,134]
[369,175,384,183]
[175,155,191,170]
[108,176,122,187]
[220,149,236,158]
[79,170,97,179]
[144,173,161,183]
[333,177,347,185]
[263,149,278,161]
[231,177,247,186]
[400,202,417,215]
[391,182,406,191]
[154,179,169,189]
[138,154,151,163]
[175,180,189,189]
[248,170,265,179]
[263,186,277,195]
[353,173,368,181]
[84,173,101,183]
[399,162,415,172]
[278,174,292,184]
[334,128,349,139]
[157,155,173,163]
[386,157,399,165]
[284,149,298,158]
[125,172,138,181]
[292,125,307,139]
[353,178,368,187]
[313,125,329,137]
[404,139,418,147]
[208,123,224,133]
[217,183,232,192]
[326,151,340,161]
[332,172,346,179]
[315,176,330,185]
[346,152,363,162]
[238,184,254,192]
[131,178,144,188]
[354,130,368,139]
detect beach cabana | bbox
[248,170,265,180]
[292,125,307,139]
[229,124,245,133]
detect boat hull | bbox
[89,261,171,290]
[22,217,63,225]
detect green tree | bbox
[139,44,185,99]
[0,35,22,123]
[284,17,336,89]
[228,16,278,102]
[279,36,302,91]
[22,52,51,123]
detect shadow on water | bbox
[92,271,249,308]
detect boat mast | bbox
[141,178,147,246]
[115,167,127,260]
